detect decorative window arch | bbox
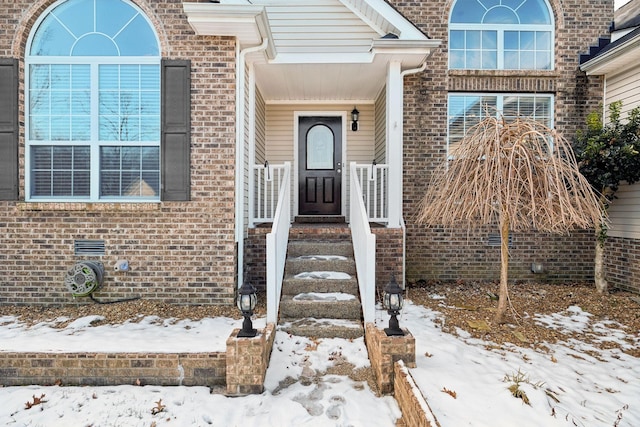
[449,0,554,70]
[25,0,161,201]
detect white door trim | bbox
[293,111,348,218]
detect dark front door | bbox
[298,116,342,215]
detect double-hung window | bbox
[449,0,554,70]
[448,94,553,155]
[26,0,161,201]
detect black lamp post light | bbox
[382,274,405,336]
[351,107,359,131]
[236,279,258,338]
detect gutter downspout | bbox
[235,38,269,289]
[396,62,426,288]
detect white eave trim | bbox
[370,38,441,66]
[580,34,640,76]
[340,0,428,40]
[183,3,277,60]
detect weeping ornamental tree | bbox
[573,101,640,293]
[417,115,604,324]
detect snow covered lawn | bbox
[0,297,638,426]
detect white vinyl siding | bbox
[374,88,386,163]
[242,60,251,235]
[264,103,374,164]
[255,90,266,165]
[607,183,640,239]
[603,63,640,239]
[264,0,379,55]
[605,65,640,121]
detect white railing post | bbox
[251,163,287,224]
[266,162,291,324]
[354,163,389,224]
[350,162,376,324]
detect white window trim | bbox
[446,92,555,159]
[448,0,555,71]
[25,57,161,202]
[24,0,161,203]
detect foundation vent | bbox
[74,239,105,256]
[487,233,513,247]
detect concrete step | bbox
[281,275,359,296]
[287,240,353,257]
[279,293,362,320]
[285,256,356,275]
[289,226,351,241]
[279,318,364,339]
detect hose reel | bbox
[64,261,104,297]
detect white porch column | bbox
[386,61,403,229]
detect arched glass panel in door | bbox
[306,125,334,170]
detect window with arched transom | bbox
[26,0,161,201]
[449,0,554,70]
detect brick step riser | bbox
[281,278,359,295]
[284,259,356,275]
[294,215,346,223]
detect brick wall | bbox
[372,227,404,291]
[0,0,238,305]
[0,0,617,306]
[394,360,440,427]
[225,323,275,395]
[605,236,640,293]
[365,323,416,395]
[245,227,270,291]
[395,0,612,285]
[0,352,226,387]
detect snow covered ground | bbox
[0,295,638,427]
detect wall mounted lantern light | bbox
[382,274,405,336]
[236,278,257,338]
[351,107,359,131]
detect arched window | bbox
[26,0,161,201]
[449,0,554,70]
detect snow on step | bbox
[295,255,348,261]
[294,271,351,280]
[279,318,363,329]
[293,292,356,302]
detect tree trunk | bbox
[594,223,608,293]
[495,217,510,324]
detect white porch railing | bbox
[353,163,388,223]
[266,162,291,324]
[350,162,376,324]
[252,162,289,224]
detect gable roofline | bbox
[182,3,277,59]
[339,0,430,40]
[183,1,436,65]
[580,26,640,75]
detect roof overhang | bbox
[182,1,441,101]
[182,3,277,60]
[580,32,640,76]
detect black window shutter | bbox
[0,59,19,200]
[161,59,191,201]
